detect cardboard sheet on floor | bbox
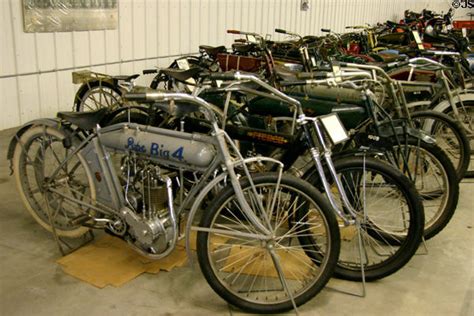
[56,235,188,288]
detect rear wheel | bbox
[12,126,95,237]
[197,173,340,313]
[74,80,122,112]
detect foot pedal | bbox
[69,214,92,226]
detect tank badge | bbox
[151,142,184,161]
[126,137,146,153]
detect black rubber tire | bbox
[411,110,470,181]
[74,80,123,112]
[442,100,474,178]
[304,156,424,281]
[196,173,340,314]
[387,138,459,240]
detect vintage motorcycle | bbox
[7,73,348,313]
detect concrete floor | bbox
[0,127,472,316]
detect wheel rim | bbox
[445,102,474,173]
[205,183,333,306]
[391,144,449,231]
[17,129,93,231]
[332,166,415,272]
[79,86,121,111]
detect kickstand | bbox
[269,249,300,315]
[44,196,95,256]
[355,220,367,297]
[327,221,367,298]
[416,236,429,255]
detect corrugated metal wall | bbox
[0,0,456,130]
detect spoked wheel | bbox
[411,110,470,181]
[443,100,474,177]
[12,126,95,237]
[74,80,122,112]
[387,138,459,239]
[196,173,340,314]
[304,156,424,281]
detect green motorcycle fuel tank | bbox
[247,85,367,130]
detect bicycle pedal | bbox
[69,214,92,226]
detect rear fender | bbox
[6,118,73,172]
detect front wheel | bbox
[411,110,470,181]
[387,138,459,239]
[196,173,340,314]
[304,156,424,281]
[442,100,474,177]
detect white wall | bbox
[0,0,458,130]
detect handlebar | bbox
[321,28,331,33]
[227,29,261,37]
[125,72,303,116]
[123,91,218,122]
[202,71,302,111]
[340,55,449,81]
[345,25,371,30]
[274,28,303,40]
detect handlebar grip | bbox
[275,28,287,34]
[208,72,236,81]
[397,60,411,67]
[321,28,331,33]
[227,30,241,34]
[123,93,148,102]
[143,69,158,74]
[386,60,410,69]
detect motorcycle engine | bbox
[116,155,176,254]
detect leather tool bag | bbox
[217,53,263,72]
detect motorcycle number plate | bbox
[177,59,190,70]
[319,113,349,145]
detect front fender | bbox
[378,120,436,144]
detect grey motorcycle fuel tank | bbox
[99,123,216,170]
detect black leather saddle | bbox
[57,108,108,130]
[199,45,226,58]
[160,67,202,82]
[232,43,257,54]
[111,74,140,84]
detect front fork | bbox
[301,122,357,225]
